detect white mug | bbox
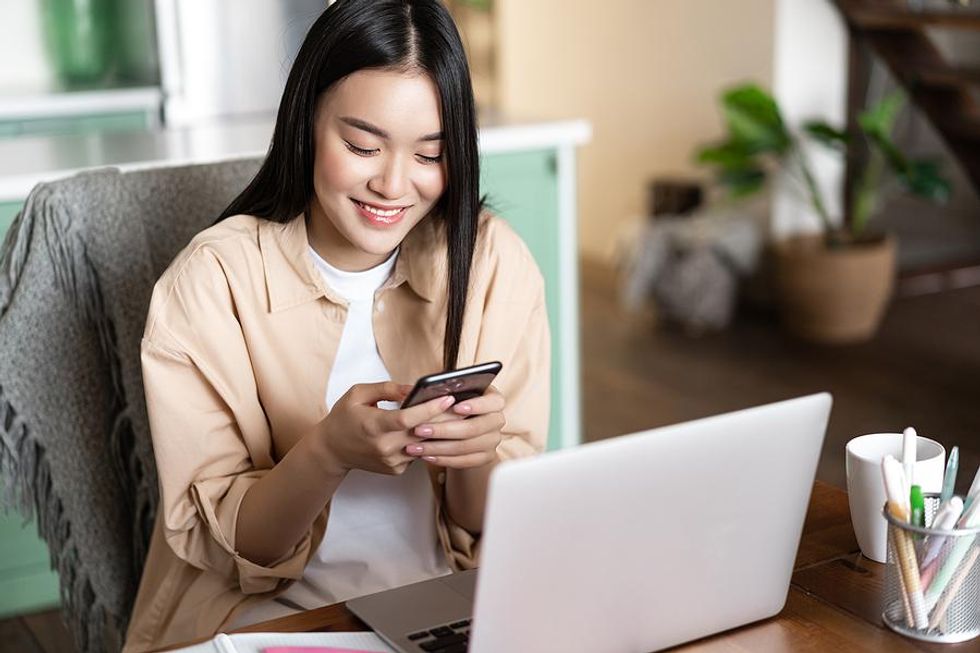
[845,433,945,563]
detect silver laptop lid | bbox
[470,393,832,653]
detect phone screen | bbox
[401,362,502,408]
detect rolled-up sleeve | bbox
[492,296,550,462]
[141,249,315,594]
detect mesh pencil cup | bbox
[882,494,980,644]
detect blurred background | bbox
[0,1,979,651]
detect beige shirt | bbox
[124,212,550,652]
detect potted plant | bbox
[696,83,951,343]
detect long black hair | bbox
[219,0,481,371]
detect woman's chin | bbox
[347,234,402,263]
[351,218,416,250]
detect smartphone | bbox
[401,361,503,409]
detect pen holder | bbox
[882,495,980,644]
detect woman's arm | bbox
[235,424,346,566]
[444,455,500,534]
[236,383,459,565]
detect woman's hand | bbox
[314,381,457,476]
[403,386,506,469]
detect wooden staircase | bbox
[833,0,980,194]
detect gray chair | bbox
[0,158,262,652]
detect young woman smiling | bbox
[123,1,549,651]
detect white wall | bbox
[0,2,53,91]
[771,0,848,237]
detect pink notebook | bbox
[264,648,385,653]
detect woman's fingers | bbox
[413,411,504,439]
[374,394,456,433]
[350,381,411,405]
[421,452,497,469]
[427,411,467,424]
[404,430,501,459]
[450,386,505,417]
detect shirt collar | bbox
[259,214,443,313]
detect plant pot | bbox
[772,233,896,344]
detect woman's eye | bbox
[344,141,378,156]
[345,140,440,164]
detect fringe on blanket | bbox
[0,183,156,653]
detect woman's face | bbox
[308,68,447,271]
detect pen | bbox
[921,497,964,568]
[910,485,926,529]
[214,634,237,653]
[882,455,929,629]
[902,427,917,487]
[923,498,980,613]
[882,456,911,520]
[920,557,941,590]
[958,491,980,529]
[964,464,980,513]
[939,446,959,504]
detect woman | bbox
[123,1,549,651]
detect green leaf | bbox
[804,121,849,150]
[696,141,753,169]
[864,128,909,176]
[858,91,904,138]
[859,92,909,175]
[721,84,791,155]
[899,160,952,204]
[719,166,767,198]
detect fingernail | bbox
[455,403,472,414]
[416,426,434,436]
[422,456,437,462]
[441,396,456,408]
[406,444,424,455]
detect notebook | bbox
[168,631,393,653]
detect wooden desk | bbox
[225,482,979,652]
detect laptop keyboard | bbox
[406,618,471,652]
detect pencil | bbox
[928,545,980,631]
[889,527,915,627]
[888,504,930,629]
[924,535,979,613]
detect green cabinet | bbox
[480,150,563,451]
[0,111,153,139]
[0,201,23,236]
[0,512,60,619]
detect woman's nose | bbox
[367,155,408,200]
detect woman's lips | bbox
[351,198,409,226]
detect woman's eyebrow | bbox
[339,116,443,142]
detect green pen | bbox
[940,446,959,505]
[910,485,926,528]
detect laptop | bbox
[347,393,832,653]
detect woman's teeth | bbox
[356,201,403,217]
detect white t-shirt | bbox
[228,247,451,627]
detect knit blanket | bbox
[0,158,262,652]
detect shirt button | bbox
[376,300,385,313]
[438,472,446,484]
